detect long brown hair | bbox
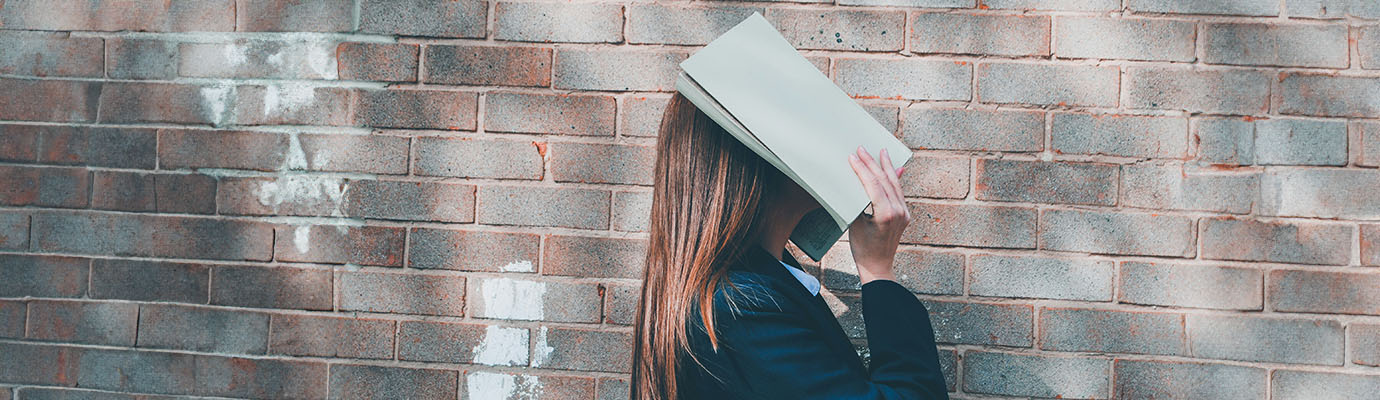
[630,93,780,399]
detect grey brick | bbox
[619,94,670,138]
[982,0,1120,11]
[339,271,466,316]
[1119,261,1262,310]
[1205,23,1349,68]
[1055,17,1195,61]
[0,213,26,250]
[543,235,648,279]
[909,13,1050,57]
[863,104,899,134]
[468,277,601,323]
[970,255,1114,301]
[1121,163,1258,213]
[1200,217,1352,265]
[1354,324,1380,366]
[1040,209,1196,257]
[549,142,655,185]
[837,0,969,6]
[926,300,1033,347]
[1287,0,1380,19]
[136,304,268,354]
[978,63,1119,106]
[1040,308,1187,355]
[1052,113,1188,158]
[1359,122,1380,167]
[1114,360,1266,400]
[408,228,540,272]
[1361,26,1380,69]
[835,58,971,101]
[1261,169,1380,219]
[899,155,969,199]
[398,321,526,365]
[270,314,394,360]
[1366,224,1380,267]
[345,180,475,223]
[179,40,338,80]
[0,254,88,298]
[1127,68,1272,114]
[553,48,687,92]
[976,159,1118,206]
[0,300,22,338]
[963,351,1109,398]
[612,191,652,232]
[1254,118,1348,166]
[413,137,544,180]
[903,202,1037,249]
[1129,0,1279,16]
[1280,74,1380,117]
[1273,370,1380,400]
[627,4,762,46]
[1193,117,1255,165]
[26,300,138,346]
[1269,270,1380,316]
[90,259,209,304]
[107,38,178,79]
[360,0,486,38]
[821,247,964,294]
[1188,315,1343,365]
[532,327,633,373]
[900,107,1043,152]
[764,9,905,52]
[329,364,457,400]
[494,2,622,43]
[476,186,611,230]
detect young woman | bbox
[630,94,948,399]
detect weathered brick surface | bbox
[1188,315,1344,365]
[1200,217,1352,265]
[1118,261,1263,310]
[5,2,1376,397]
[910,13,1049,57]
[977,63,1118,106]
[1040,209,1196,257]
[1054,17,1195,61]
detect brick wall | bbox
[1,0,1378,398]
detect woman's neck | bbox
[754,202,814,261]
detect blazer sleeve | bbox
[713,279,949,399]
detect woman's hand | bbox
[846,146,911,285]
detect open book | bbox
[675,12,914,261]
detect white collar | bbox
[779,259,821,296]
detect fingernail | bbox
[848,154,857,161]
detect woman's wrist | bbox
[857,266,895,285]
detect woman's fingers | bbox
[854,147,897,216]
[848,152,890,217]
[877,148,905,214]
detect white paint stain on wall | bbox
[221,42,248,66]
[198,85,232,126]
[264,83,317,117]
[500,260,534,273]
[531,326,554,368]
[466,371,542,400]
[479,278,546,320]
[472,325,530,367]
[293,225,312,254]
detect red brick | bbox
[596,377,630,400]
[477,186,611,230]
[0,343,82,386]
[976,159,1118,206]
[269,314,394,359]
[0,213,28,250]
[0,165,90,208]
[31,212,274,261]
[408,228,540,272]
[1364,224,1380,266]
[338,42,418,82]
[549,142,655,185]
[353,89,478,130]
[193,355,327,399]
[485,92,616,135]
[359,0,487,38]
[37,126,157,169]
[553,48,688,91]
[0,124,39,162]
[543,235,648,279]
[627,4,763,46]
[0,32,104,77]
[413,137,545,180]
[0,79,101,122]
[329,364,458,400]
[91,171,155,212]
[398,320,528,365]
[137,304,269,354]
[26,300,138,346]
[620,94,671,138]
[0,300,23,338]
[0,0,235,32]
[1040,307,1187,355]
[159,129,285,171]
[495,2,623,43]
[1118,261,1262,310]
[468,277,602,323]
[532,327,633,373]
[107,38,179,79]
[0,254,88,298]
[232,85,353,126]
[237,0,353,32]
[91,259,209,304]
[340,270,466,316]
[1269,270,1380,316]
[155,173,217,214]
[217,176,349,217]
[210,264,333,310]
[347,180,475,222]
[903,202,1037,249]
[911,13,1050,57]
[765,8,904,52]
[273,224,406,267]
[98,82,231,125]
[1201,217,1352,265]
[424,45,550,87]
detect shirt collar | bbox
[779,258,821,296]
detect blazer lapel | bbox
[735,246,868,371]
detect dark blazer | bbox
[679,245,949,399]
